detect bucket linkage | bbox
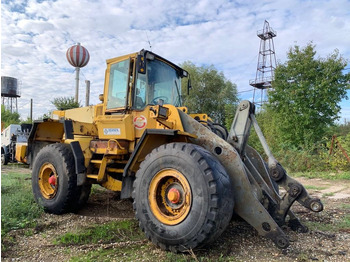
[179,100,323,248]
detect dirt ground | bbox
[1,164,350,262]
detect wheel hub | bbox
[149,169,192,225]
[167,187,181,204]
[48,176,56,186]
[38,163,58,199]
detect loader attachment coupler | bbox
[179,100,323,249]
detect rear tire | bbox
[1,152,8,165]
[133,142,234,252]
[1,147,8,165]
[212,123,228,140]
[32,143,84,214]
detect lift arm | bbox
[179,100,323,249]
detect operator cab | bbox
[105,50,188,113]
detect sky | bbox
[1,0,350,122]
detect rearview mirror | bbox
[187,75,192,95]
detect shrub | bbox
[319,134,350,172]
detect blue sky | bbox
[1,0,349,122]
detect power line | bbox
[237,89,254,94]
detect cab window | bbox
[106,59,130,110]
[134,73,147,109]
[133,58,182,110]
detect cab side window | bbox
[134,73,147,109]
[106,59,130,109]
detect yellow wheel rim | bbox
[148,169,192,225]
[38,163,58,199]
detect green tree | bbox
[180,61,238,125]
[248,106,280,154]
[20,117,33,124]
[329,121,350,137]
[1,105,21,128]
[268,43,349,148]
[51,96,80,110]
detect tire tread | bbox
[133,142,234,252]
[32,143,85,214]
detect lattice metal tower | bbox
[249,20,277,105]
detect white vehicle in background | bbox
[1,124,31,165]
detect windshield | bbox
[134,58,182,109]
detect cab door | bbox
[97,58,135,141]
[105,58,130,110]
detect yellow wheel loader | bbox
[18,50,323,252]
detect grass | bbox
[341,203,350,209]
[55,219,145,245]
[305,214,350,232]
[296,252,309,262]
[69,245,165,262]
[61,221,240,262]
[291,171,350,180]
[322,192,335,197]
[1,171,43,236]
[69,245,235,262]
[339,215,350,230]
[64,220,238,262]
[304,185,327,190]
[70,245,156,262]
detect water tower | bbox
[66,43,90,103]
[1,76,20,113]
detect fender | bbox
[26,120,64,166]
[120,129,194,199]
[26,120,84,179]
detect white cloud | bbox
[1,0,349,121]
[17,19,55,34]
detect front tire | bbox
[32,143,83,214]
[133,142,234,252]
